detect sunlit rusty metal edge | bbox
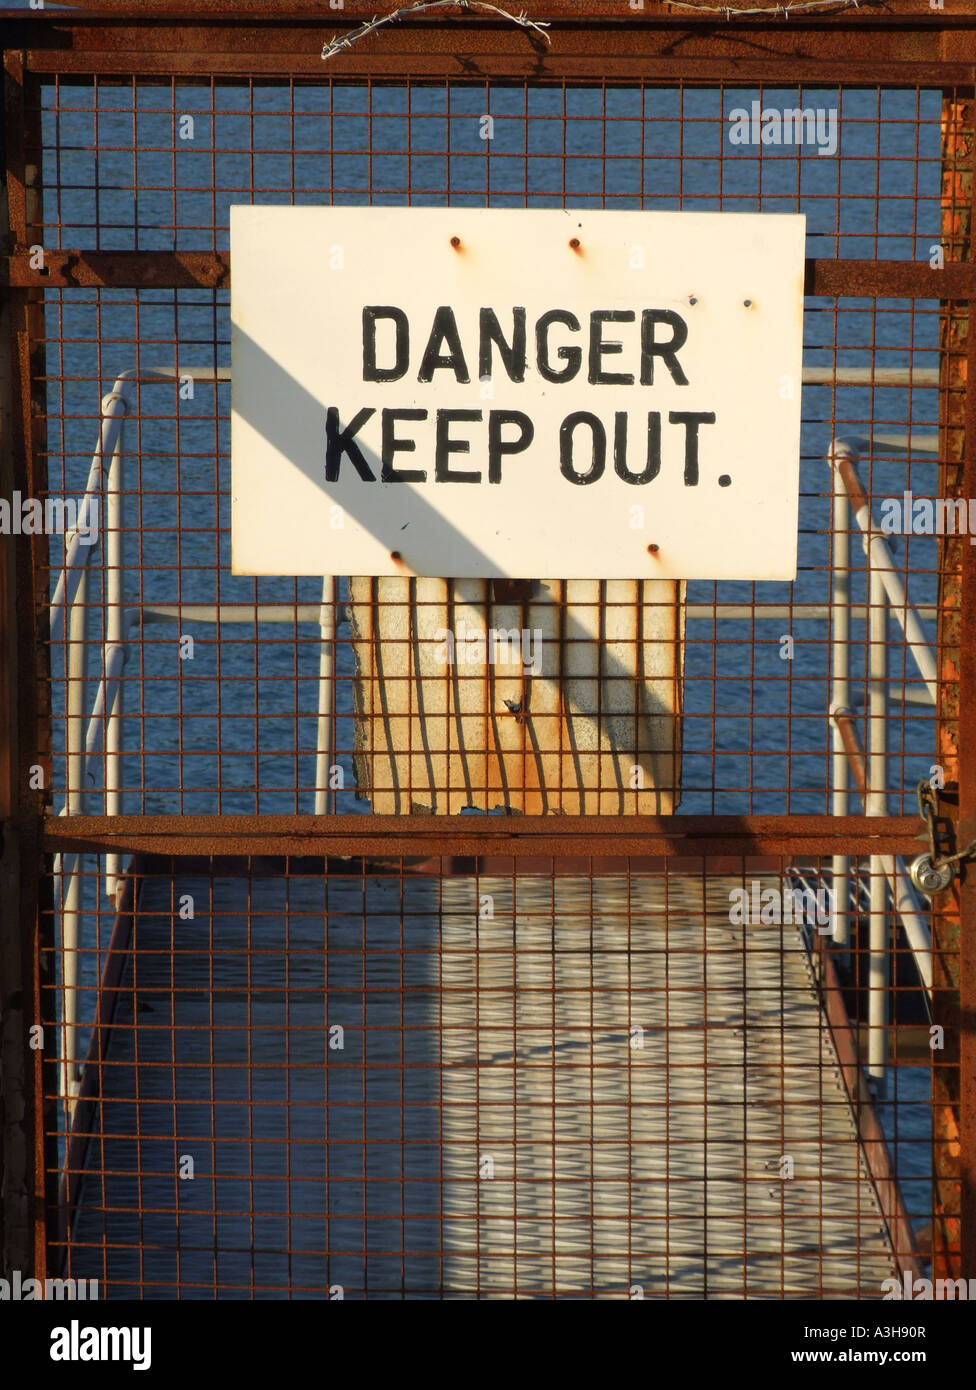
[42,812,922,858]
[956,213,976,1279]
[931,91,970,1280]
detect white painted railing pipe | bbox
[83,642,127,760]
[142,603,327,624]
[104,410,125,898]
[830,455,852,949]
[62,539,88,1115]
[49,386,129,642]
[857,528,939,707]
[867,564,889,1092]
[58,851,83,1111]
[65,543,88,819]
[315,577,336,816]
[802,367,939,389]
[828,437,937,1031]
[136,599,942,625]
[829,706,933,1000]
[885,855,932,995]
[831,442,938,707]
[51,369,223,1112]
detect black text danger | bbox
[361,305,691,387]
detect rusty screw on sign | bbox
[450,236,462,250]
[569,237,582,252]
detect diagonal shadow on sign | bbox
[233,327,511,575]
[231,328,682,811]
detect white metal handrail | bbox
[829,432,940,1095]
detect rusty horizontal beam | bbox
[4,252,231,290]
[5,252,974,298]
[808,260,976,299]
[43,812,922,858]
[5,16,976,83]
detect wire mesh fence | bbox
[32,79,954,818]
[52,853,933,1299]
[2,18,971,1299]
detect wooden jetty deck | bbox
[64,867,915,1299]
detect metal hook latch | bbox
[908,779,976,896]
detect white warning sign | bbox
[231,205,805,579]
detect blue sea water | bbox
[29,67,942,1237]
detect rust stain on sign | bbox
[349,576,683,814]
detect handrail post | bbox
[834,447,938,704]
[49,385,128,643]
[315,576,336,815]
[868,559,890,1094]
[829,440,852,951]
[104,401,127,899]
[58,854,82,1114]
[62,526,88,1113]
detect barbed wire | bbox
[322,0,876,62]
[321,0,552,61]
[662,0,867,15]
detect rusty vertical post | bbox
[0,47,53,1282]
[0,48,29,1284]
[954,122,976,1285]
[933,90,976,1280]
[958,334,976,1285]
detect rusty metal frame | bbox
[1,43,57,1285]
[42,811,922,859]
[0,8,973,86]
[6,251,976,298]
[3,1,976,1291]
[957,349,976,1296]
